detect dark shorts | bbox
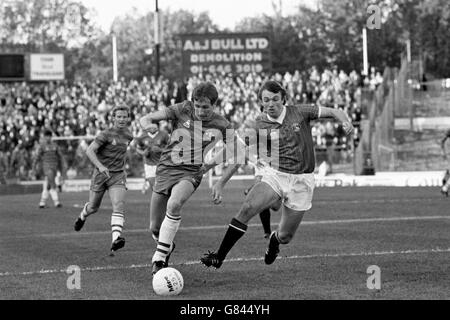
[153,165,203,197]
[90,170,127,192]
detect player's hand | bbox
[211,182,224,205]
[99,166,110,179]
[342,121,354,136]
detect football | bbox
[152,267,184,296]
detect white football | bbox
[152,267,184,296]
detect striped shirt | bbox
[135,131,170,165]
[255,105,320,174]
[158,100,233,170]
[35,141,65,171]
[94,127,134,172]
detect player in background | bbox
[135,123,170,195]
[139,82,233,275]
[73,106,133,255]
[441,129,450,196]
[32,130,67,208]
[200,80,354,268]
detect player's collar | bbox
[267,106,286,124]
[147,132,158,138]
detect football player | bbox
[139,82,233,275]
[73,106,133,255]
[200,80,354,268]
[32,130,67,208]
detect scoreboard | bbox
[0,53,64,81]
[0,54,25,80]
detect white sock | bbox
[40,188,49,205]
[152,213,181,263]
[49,188,59,205]
[111,213,125,242]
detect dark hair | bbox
[43,129,53,137]
[192,82,218,105]
[111,105,130,117]
[257,80,287,101]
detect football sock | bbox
[49,188,59,205]
[40,187,49,205]
[152,213,181,263]
[111,213,125,242]
[259,209,271,235]
[217,218,248,261]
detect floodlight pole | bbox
[155,0,160,78]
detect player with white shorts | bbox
[201,80,354,269]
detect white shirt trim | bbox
[318,106,322,118]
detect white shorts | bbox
[144,164,157,179]
[261,167,315,211]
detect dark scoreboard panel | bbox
[0,54,25,79]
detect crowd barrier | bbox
[5,171,444,195]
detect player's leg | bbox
[265,206,305,265]
[74,189,105,231]
[259,208,272,238]
[48,169,62,207]
[108,185,127,254]
[441,169,450,196]
[39,178,49,208]
[201,182,280,268]
[149,190,169,239]
[152,180,195,274]
[265,172,314,264]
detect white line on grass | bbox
[25,215,450,238]
[71,197,438,210]
[0,247,449,277]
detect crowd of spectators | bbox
[0,67,382,182]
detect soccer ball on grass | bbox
[152,267,184,296]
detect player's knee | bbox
[277,231,294,244]
[239,201,258,217]
[166,201,183,216]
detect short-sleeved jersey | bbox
[94,127,133,172]
[158,100,233,172]
[256,105,319,174]
[35,141,64,171]
[135,130,170,165]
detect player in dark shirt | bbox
[200,80,354,268]
[139,82,233,275]
[32,130,67,208]
[134,123,170,195]
[73,106,134,255]
[440,129,450,196]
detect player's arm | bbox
[319,106,354,135]
[202,134,251,173]
[139,110,169,131]
[85,141,110,177]
[31,146,42,173]
[211,163,242,204]
[56,147,68,179]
